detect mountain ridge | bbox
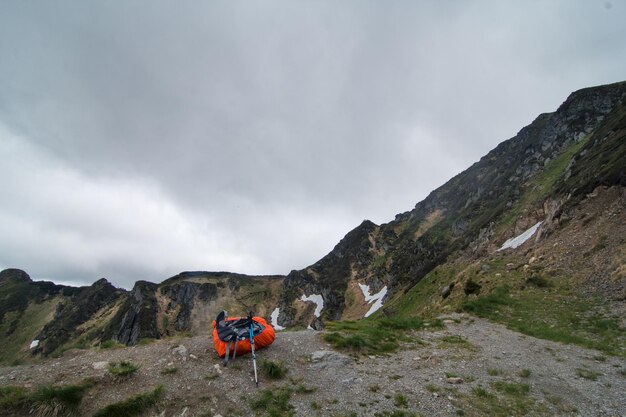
[1,80,625,363]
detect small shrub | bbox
[526,275,551,288]
[93,385,164,417]
[261,359,288,380]
[108,360,139,378]
[464,280,481,295]
[425,384,440,393]
[369,384,380,392]
[519,369,532,378]
[393,393,408,408]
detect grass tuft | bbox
[160,367,178,375]
[294,384,316,394]
[471,386,494,398]
[438,335,475,350]
[93,385,164,417]
[491,381,530,397]
[0,381,93,417]
[576,368,600,381]
[107,360,139,378]
[249,386,294,417]
[323,315,437,355]
[0,385,30,410]
[393,393,408,408]
[99,340,125,349]
[261,359,288,380]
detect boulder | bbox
[311,350,351,369]
[172,345,188,358]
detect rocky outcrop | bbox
[160,280,218,331]
[278,220,381,327]
[0,268,32,284]
[106,281,159,345]
[34,278,122,355]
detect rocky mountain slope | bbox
[275,80,626,327]
[1,80,625,365]
[0,270,284,363]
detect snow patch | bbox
[30,340,39,349]
[359,284,388,318]
[270,307,285,330]
[300,293,324,317]
[498,222,543,251]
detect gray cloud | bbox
[1,1,625,288]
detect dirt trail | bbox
[1,316,624,416]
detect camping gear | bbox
[212,311,275,381]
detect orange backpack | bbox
[211,312,275,359]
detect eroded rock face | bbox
[160,281,218,331]
[278,81,626,327]
[35,278,122,354]
[108,281,159,345]
[278,220,381,326]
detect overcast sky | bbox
[1,1,625,289]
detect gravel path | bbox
[1,315,624,416]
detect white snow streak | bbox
[498,221,543,251]
[300,293,324,317]
[270,307,285,330]
[359,283,388,318]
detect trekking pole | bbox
[249,319,259,386]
